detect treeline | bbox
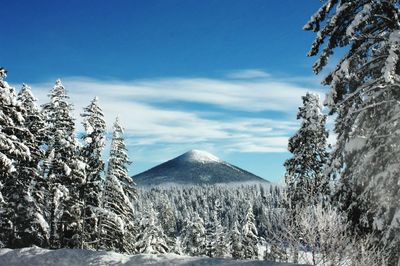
[134,184,281,258]
[0,72,136,252]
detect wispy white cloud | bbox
[31,73,320,113]
[226,69,271,79]
[15,69,322,166]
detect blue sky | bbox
[2,0,330,183]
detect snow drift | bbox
[0,247,305,266]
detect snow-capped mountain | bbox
[133,149,269,186]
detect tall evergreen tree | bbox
[156,197,177,251]
[14,84,49,247]
[241,205,258,259]
[181,212,206,256]
[230,221,243,259]
[205,208,217,257]
[0,68,32,248]
[305,1,400,264]
[96,175,126,252]
[284,92,329,211]
[205,200,228,258]
[42,79,86,249]
[283,93,329,263]
[80,97,106,249]
[213,216,228,258]
[99,117,136,253]
[134,205,169,254]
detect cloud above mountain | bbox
[15,69,324,172]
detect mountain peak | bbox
[133,149,269,186]
[179,149,221,163]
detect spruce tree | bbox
[0,69,32,248]
[14,84,49,247]
[230,221,243,259]
[97,175,126,252]
[284,93,330,263]
[181,212,206,256]
[284,92,329,211]
[205,200,228,258]
[134,205,169,254]
[305,1,400,263]
[241,205,259,259]
[42,79,85,248]
[99,117,136,253]
[205,209,217,257]
[214,216,228,258]
[156,198,177,251]
[80,97,106,249]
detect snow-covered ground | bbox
[0,247,306,266]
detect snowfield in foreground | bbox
[0,247,305,266]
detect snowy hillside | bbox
[134,149,269,186]
[0,247,305,266]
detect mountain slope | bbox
[133,150,269,186]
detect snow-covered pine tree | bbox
[17,84,46,146]
[13,84,49,247]
[305,1,400,264]
[96,175,126,252]
[0,68,32,248]
[213,214,228,258]
[99,117,136,253]
[241,205,258,259]
[156,197,177,251]
[205,200,228,258]
[80,97,106,249]
[284,92,329,211]
[283,94,333,263]
[205,208,217,257]
[181,212,206,256]
[41,79,86,249]
[134,205,169,254]
[230,220,243,259]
